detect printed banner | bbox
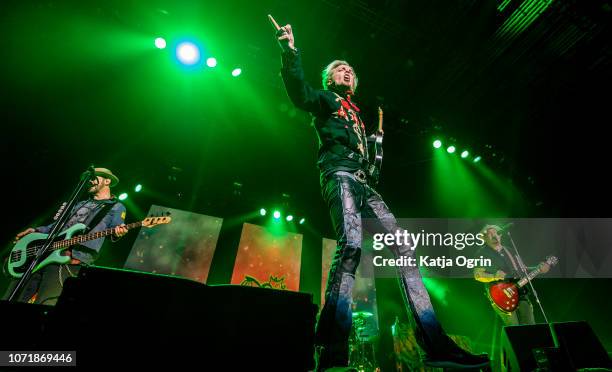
[231,223,303,291]
[124,204,222,283]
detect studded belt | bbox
[353,169,368,184]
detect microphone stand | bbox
[7,165,96,302]
[506,230,570,368]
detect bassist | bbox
[2,167,127,305]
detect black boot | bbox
[393,254,490,369]
[423,348,490,369]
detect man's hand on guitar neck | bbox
[13,227,35,243]
[112,224,128,239]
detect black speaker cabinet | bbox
[0,301,51,350]
[39,266,317,370]
[501,321,611,371]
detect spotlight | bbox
[134,184,142,192]
[206,57,217,67]
[273,210,281,219]
[176,42,200,65]
[461,150,469,158]
[447,146,456,154]
[118,193,128,201]
[259,208,267,216]
[433,140,442,149]
[231,68,242,77]
[154,37,166,49]
[286,215,294,222]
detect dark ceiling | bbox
[1,0,611,241]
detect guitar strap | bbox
[84,201,117,233]
[501,246,520,273]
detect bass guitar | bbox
[6,214,171,278]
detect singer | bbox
[270,14,489,370]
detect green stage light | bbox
[299,218,305,225]
[447,146,456,154]
[206,57,217,68]
[474,156,482,163]
[118,193,128,201]
[461,150,469,158]
[286,215,294,222]
[232,68,242,77]
[176,42,200,65]
[154,37,166,49]
[134,184,142,192]
[259,208,267,216]
[273,210,281,219]
[433,140,442,149]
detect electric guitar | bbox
[488,255,558,313]
[6,215,172,278]
[367,107,384,185]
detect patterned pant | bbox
[315,171,462,368]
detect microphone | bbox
[81,165,97,183]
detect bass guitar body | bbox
[7,223,87,278]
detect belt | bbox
[353,169,368,184]
[332,170,368,184]
[325,144,370,167]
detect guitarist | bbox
[271,16,488,370]
[2,167,128,305]
[474,224,550,325]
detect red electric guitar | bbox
[488,255,558,313]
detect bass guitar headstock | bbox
[142,212,172,228]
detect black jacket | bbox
[281,49,370,179]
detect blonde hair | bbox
[321,60,358,92]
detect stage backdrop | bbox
[124,204,222,283]
[321,238,380,339]
[231,223,303,291]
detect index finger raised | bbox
[268,14,281,31]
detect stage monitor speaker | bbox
[552,321,611,369]
[40,266,317,370]
[501,321,611,371]
[0,301,51,350]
